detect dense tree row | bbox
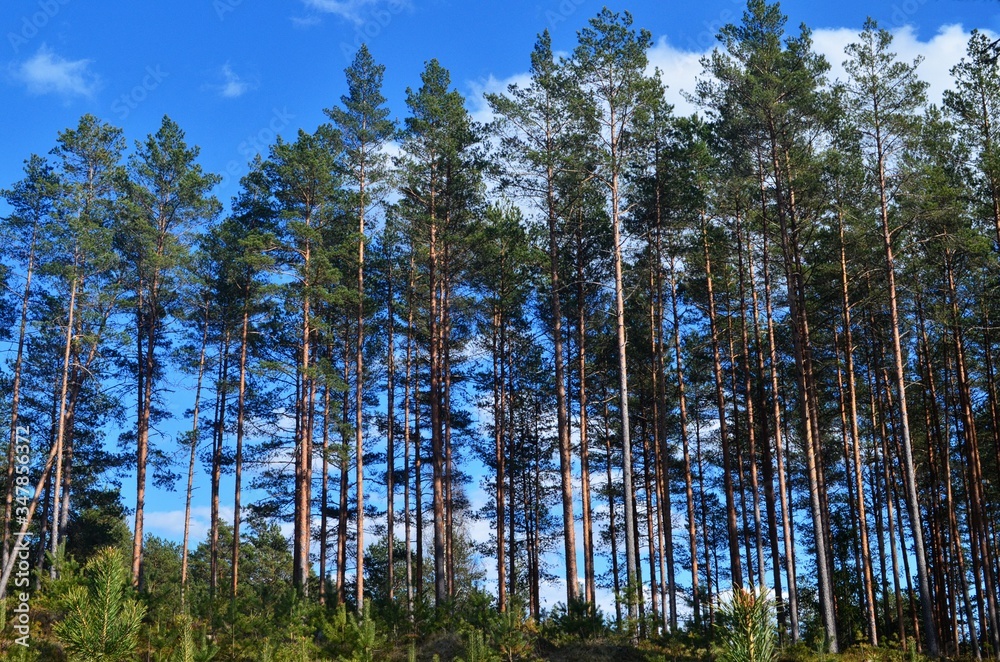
[4,1,1000,657]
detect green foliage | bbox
[456,629,500,662]
[64,508,131,564]
[492,607,535,662]
[3,643,42,661]
[348,599,386,662]
[53,547,146,662]
[264,599,320,662]
[9,7,1000,662]
[716,587,777,662]
[543,598,607,642]
[172,609,218,662]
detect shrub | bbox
[53,547,146,662]
[493,602,535,661]
[717,587,777,662]
[543,597,607,642]
[456,629,500,662]
[349,599,386,662]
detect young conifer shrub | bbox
[717,587,777,662]
[54,547,145,662]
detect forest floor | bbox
[401,633,943,662]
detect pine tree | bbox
[843,21,939,655]
[697,1,833,644]
[208,162,277,601]
[267,125,343,595]
[0,155,57,571]
[571,8,660,621]
[326,44,395,610]
[487,30,588,606]
[0,115,127,598]
[945,30,1000,252]
[54,547,146,662]
[120,115,220,587]
[397,58,482,607]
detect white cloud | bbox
[470,23,979,124]
[291,15,322,28]
[211,62,256,99]
[144,505,235,546]
[300,0,410,26]
[814,23,991,106]
[643,23,994,118]
[12,44,100,98]
[647,37,707,117]
[466,72,533,128]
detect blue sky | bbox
[3,0,1000,611]
[3,0,999,202]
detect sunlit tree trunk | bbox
[181,299,210,604]
[700,213,742,588]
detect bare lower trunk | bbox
[355,196,366,610]
[611,177,636,619]
[759,212,798,641]
[386,260,395,603]
[231,302,250,598]
[701,214,743,588]
[0,276,79,597]
[429,216,447,606]
[133,269,162,589]
[181,304,210,604]
[734,218,766,591]
[874,125,939,655]
[577,219,595,606]
[210,329,230,617]
[3,219,38,571]
[838,220,878,646]
[493,311,507,611]
[669,256,700,628]
[604,396,622,627]
[338,333,351,605]
[404,253,416,617]
[545,161,578,604]
[50,276,78,574]
[294,228,315,596]
[320,375,331,606]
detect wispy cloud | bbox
[641,23,995,117]
[210,62,256,99]
[300,0,408,25]
[12,44,100,98]
[145,505,235,545]
[291,15,322,29]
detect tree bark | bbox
[700,213,743,589]
[181,299,210,604]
